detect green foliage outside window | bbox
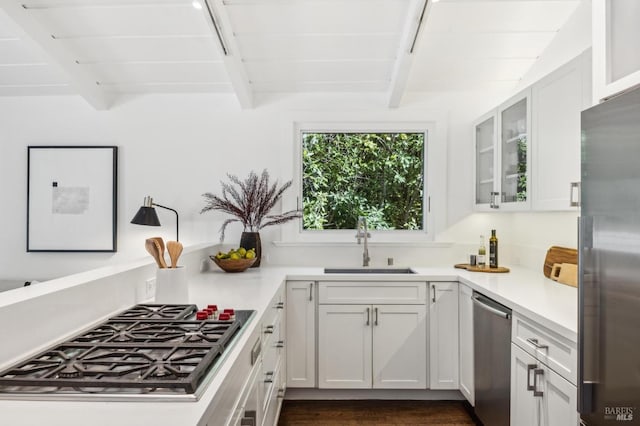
[302,132,425,230]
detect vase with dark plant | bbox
[200,170,301,267]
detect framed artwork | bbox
[27,146,118,252]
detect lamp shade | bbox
[130,206,161,227]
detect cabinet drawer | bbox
[318,281,427,304]
[512,313,577,385]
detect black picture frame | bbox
[27,146,118,252]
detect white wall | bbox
[0,90,509,279]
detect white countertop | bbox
[0,264,577,425]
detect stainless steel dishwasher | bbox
[473,292,512,426]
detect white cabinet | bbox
[318,304,427,389]
[260,286,285,426]
[531,51,591,211]
[511,312,578,426]
[511,344,541,426]
[429,282,459,389]
[474,90,531,211]
[474,111,498,208]
[511,344,578,426]
[458,283,474,405]
[593,0,640,102]
[373,304,428,389]
[318,304,372,389]
[317,281,427,390]
[285,281,316,388]
[206,284,286,426]
[474,51,592,212]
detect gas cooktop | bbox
[0,304,255,401]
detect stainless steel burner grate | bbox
[0,304,254,398]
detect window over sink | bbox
[283,120,436,244]
[302,131,425,231]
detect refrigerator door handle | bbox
[578,216,595,415]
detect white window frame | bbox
[281,120,437,243]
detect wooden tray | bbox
[543,246,577,278]
[454,264,510,273]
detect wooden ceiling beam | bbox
[0,0,114,110]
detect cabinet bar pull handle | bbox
[276,340,284,348]
[264,325,274,334]
[276,302,284,309]
[366,307,370,326]
[374,307,378,326]
[570,182,581,207]
[491,191,500,209]
[527,364,537,391]
[526,338,549,350]
[533,368,544,397]
[309,283,313,301]
[432,284,436,303]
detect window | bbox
[301,131,426,231]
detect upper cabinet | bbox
[531,52,591,211]
[474,112,497,208]
[474,50,591,212]
[593,0,640,102]
[498,92,531,210]
[474,89,531,211]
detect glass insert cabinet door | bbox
[475,116,495,205]
[500,98,528,205]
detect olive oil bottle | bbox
[478,235,486,268]
[489,229,499,268]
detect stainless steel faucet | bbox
[355,216,371,267]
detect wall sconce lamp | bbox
[131,196,179,241]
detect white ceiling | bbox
[0,0,581,109]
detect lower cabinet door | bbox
[318,304,372,388]
[511,344,539,426]
[458,283,474,404]
[540,364,578,426]
[372,304,427,389]
[429,282,459,389]
[511,343,579,426]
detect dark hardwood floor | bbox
[278,400,480,426]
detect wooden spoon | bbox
[145,239,165,268]
[167,241,184,268]
[152,237,168,268]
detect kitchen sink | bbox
[324,267,416,274]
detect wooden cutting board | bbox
[454,264,510,273]
[550,262,578,287]
[543,246,578,278]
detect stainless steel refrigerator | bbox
[580,85,640,425]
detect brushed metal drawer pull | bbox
[276,340,284,348]
[526,338,549,350]
[265,371,274,383]
[432,285,436,303]
[374,307,378,326]
[309,283,313,301]
[366,307,370,326]
[276,302,284,309]
[264,325,275,334]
